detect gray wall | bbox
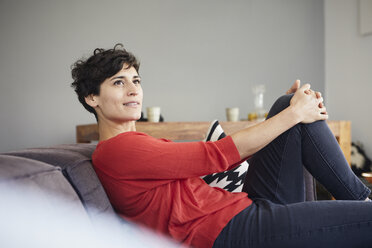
[0,0,324,152]
[325,0,372,157]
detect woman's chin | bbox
[132,114,142,122]
[114,115,141,123]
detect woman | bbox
[71,44,372,248]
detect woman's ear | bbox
[85,94,99,108]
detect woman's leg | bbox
[213,199,372,248]
[213,94,372,248]
[242,94,370,203]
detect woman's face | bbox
[92,64,143,123]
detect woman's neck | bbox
[97,119,136,142]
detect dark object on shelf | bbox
[138,112,164,122]
[138,112,147,122]
[351,142,372,176]
[362,172,372,184]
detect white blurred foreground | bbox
[0,184,179,248]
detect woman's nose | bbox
[127,81,138,96]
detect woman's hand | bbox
[290,84,328,123]
[286,79,327,115]
[231,81,328,160]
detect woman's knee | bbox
[266,94,294,119]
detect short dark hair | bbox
[71,44,140,121]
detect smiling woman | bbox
[71,44,141,123]
[71,44,372,248]
[84,65,143,140]
[71,44,143,141]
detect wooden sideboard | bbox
[76,120,351,164]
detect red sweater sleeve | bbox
[93,131,241,180]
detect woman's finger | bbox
[319,107,327,113]
[300,83,311,91]
[320,113,329,120]
[286,79,301,94]
[292,79,300,91]
[305,89,313,95]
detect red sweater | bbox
[92,132,252,248]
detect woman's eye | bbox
[114,80,124,86]
[133,80,141,85]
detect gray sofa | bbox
[0,144,162,247]
[0,144,118,225]
[0,143,184,247]
[0,143,315,246]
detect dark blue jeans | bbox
[213,95,372,248]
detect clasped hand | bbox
[286,80,328,123]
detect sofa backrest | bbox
[2,144,122,226]
[0,154,90,219]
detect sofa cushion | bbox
[0,154,89,220]
[3,144,120,225]
[202,120,249,192]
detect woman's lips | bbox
[123,101,140,107]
